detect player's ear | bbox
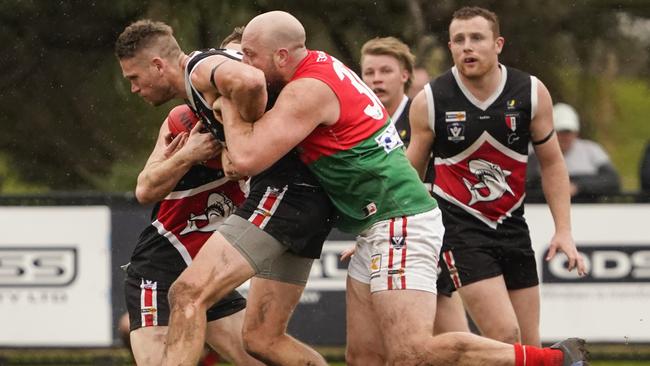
[275,48,289,67]
[152,57,165,73]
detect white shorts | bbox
[348,208,444,293]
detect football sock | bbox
[514,343,564,366]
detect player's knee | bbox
[488,325,521,344]
[168,279,205,315]
[242,326,274,362]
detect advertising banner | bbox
[0,206,112,346]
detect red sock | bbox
[514,343,564,366]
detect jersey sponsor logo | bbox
[462,158,514,205]
[445,111,466,122]
[507,99,517,110]
[374,123,404,153]
[390,236,405,250]
[370,254,382,279]
[447,122,466,142]
[179,192,235,235]
[543,245,650,283]
[363,202,377,218]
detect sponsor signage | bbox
[0,206,112,346]
[527,204,650,342]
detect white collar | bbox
[451,64,507,111]
[391,95,409,122]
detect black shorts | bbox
[235,180,334,259]
[437,244,539,293]
[124,274,246,331]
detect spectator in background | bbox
[640,141,650,193]
[527,102,621,199]
[408,65,431,99]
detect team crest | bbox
[505,113,518,132]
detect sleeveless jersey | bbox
[185,48,243,141]
[428,65,535,238]
[292,50,436,233]
[128,165,246,283]
[184,48,320,188]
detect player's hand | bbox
[340,246,356,262]
[546,230,587,277]
[178,121,223,164]
[163,132,188,159]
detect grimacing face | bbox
[241,34,285,93]
[119,54,174,106]
[361,54,408,109]
[448,16,503,80]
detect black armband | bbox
[532,129,555,145]
[209,59,231,90]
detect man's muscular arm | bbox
[190,55,267,122]
[406,89,435,179]
[220,78,340,176]
[531,80,586,276]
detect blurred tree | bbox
[0,0,648,192]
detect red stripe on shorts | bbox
[141,281,154,327]
[400,216,407,289]
[443,250,462,289]
[249,188,279,227]
[387,218,395,290]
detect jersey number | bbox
[332,57,384,120]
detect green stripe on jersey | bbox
[309,122,437,233]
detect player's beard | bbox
[150,85,176,107]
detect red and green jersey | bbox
[291,50,436,233]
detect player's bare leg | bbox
[345,277,386,365]
[509,285,541,346]
[130,326,168,366]
[372,289,516,366]
[162,232,255,366]
[206,310,264,366]
[434,292,470,335]
[458,275,522,344]
[242,277,327,365]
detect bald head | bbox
[244,11,306,53]
[241,11,308,91]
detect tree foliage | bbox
[0,0,648,192]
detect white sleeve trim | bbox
[530,75,539,120]
[424,83,435,132]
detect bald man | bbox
[149,27,335,366]
[218,10,590,366]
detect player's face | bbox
[119,55,174,106]
[448,16,504,80]
[241,34,284,93]
[361,54,408,109]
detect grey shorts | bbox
[219,215,314,285]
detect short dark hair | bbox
[115,19,180,59]
[451,6,500,38]
[361,36,415,90]
[220,26,245,48]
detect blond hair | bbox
[361,37,415,90]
